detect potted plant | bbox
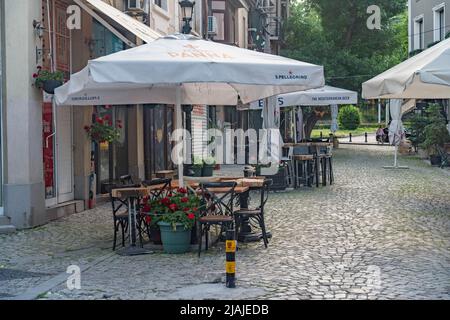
[202,156,216,177]
[84,115,122,144]
[33,67,65,94]
[189,156,203,177]
[149,188,201,254]
[420,104,450,166]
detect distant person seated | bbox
[376,126,386,144]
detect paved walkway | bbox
[1,145,449,300]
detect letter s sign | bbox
[278,97,284,106]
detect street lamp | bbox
[179,0,195,34]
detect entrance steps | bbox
[0,216,16,234]
[46,200,85,222]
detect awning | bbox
[74,0,162,47]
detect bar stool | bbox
[318,146,334,186]
[281,146,295,188]
[293,146,315,187]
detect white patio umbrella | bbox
[250,85,358,109]
[363,38,450,170]
[362,38,450,99]
[249,85,357,141]
[330,104,339,134]
[55,34,325,185]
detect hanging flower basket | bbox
[84,115,123,144]
[33,67,65,94]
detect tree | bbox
[281,1,408,138]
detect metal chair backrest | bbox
[199,182,237,217]
[120,175,134,185]
[142,178,172,200]
[108,184,128,219]
[259,179,273,211]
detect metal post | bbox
[175,86,184,187]
[365,132,368,143]
[320,131,323,139]
[226,229,236,288]
[349,133,352,142]
[378,99,382,124]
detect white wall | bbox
[3,0,46,228]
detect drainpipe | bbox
[0,0,4,214]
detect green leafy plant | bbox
[192,156,204,168]
[407,114,430,150]
[141,188,201,231]
[420,104,450,156]
[84,115,122,143]
[338,105,361,130]
[203,156,216,166]
[33,66,64,89]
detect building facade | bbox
[409,0,449,53]
[408,0,450,132]
[0,0,290,231]
[0,0,196,231]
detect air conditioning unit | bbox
[128,0,145,12]
[207,16,218,35]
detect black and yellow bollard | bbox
[225,230,236,288]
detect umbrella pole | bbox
[175,86,184,187]
[294,107,298,144]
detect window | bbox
[414,17,424,50]
[155,0,167,11]
[433,4,446,42]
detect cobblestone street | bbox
[1,145,449,300]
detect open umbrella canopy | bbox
[55,34,324,106]
[249,85,357,109]
[362,38,450,99]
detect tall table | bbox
[284,142,333,188]
[111,187,152,256]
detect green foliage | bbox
[33,68,64,89]
[420,104,450,155]
[84,115,122,143]
[408,114,430,149]
[338,105,361,130]
[192,156,204,168]
[282,1,408,93]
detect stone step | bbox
[0,216,16,234]
[46,200,85,222]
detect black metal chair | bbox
[198,182,237,257]
[110,178,146,250]
[142,178,172,200]
[234,179,272,248]
[139,178,172,241]
[120,175,134,185]
[108,184,129,251]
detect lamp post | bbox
[179,0,195,34]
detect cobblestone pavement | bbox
[1,145,449,300]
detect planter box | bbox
[262,168,286,191]
[202,165,215,177]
